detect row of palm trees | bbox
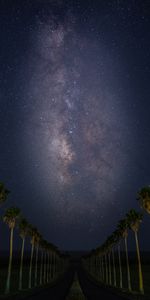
[82,185,150,296]
[0,182,68,294]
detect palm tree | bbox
[47,247,50,283]
[48,244,56,282]
[137,186,150,214]
[104,251,108,285]
[99,244,108,285]
[0,182,10,204]
[50,244,58,279]
[48,249,52,282]
[42,240,48,284]
[111,232,118,287]
[110,235,116,287]
[39,239,44,285]
[115,229,123,289]
[52,245,59,279]
[93,248,98,280]
[118,219,131,292]
[108,251,112,285]
[126,209,144,294]
[34,231,41,287]
[3,207,20,294]
[47,243,54,283]
[105,237,112,286]
[28,225,38,288]
[18,218,28,290]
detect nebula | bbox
[23,7,132,232]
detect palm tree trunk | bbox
[118,243,123,289]
[53,252,55,279]
[44,251,46,284]
[57,255,59,277]
[124,236,131,291]
[90,256,92,275]
[95,256,97,279]
[48,253,50,282]
[51,252,53,279]
[105,254,108,284]
[98,256,101,280]
[47,252,49,283]
[48,253,51,282]
[101,256,104,282]
[97,256,100,280]
[99,257,102,280]
[108,252,112,285]
[95,256,97,278]
[34,244,39,286]
[49,252,52,282]
[112,248,116,287]
[19,237,25,290]
[134,231,144,294]
[28,242,34,288]
[5,227,14,294]
[96,256,99,280]
[40,250,43,285]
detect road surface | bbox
[3,258,141,300]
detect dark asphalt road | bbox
[4,267,75,300]
[78,266,128,300]
[22,268,74,300]
[4,259,133,300]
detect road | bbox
[78,265,129,300]
[3,258,140,300]
[4,267,74,300]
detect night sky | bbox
[1,0,150,251]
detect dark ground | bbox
[0,253,149,300]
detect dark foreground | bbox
[1,257,147,300]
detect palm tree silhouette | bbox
[0,182,10,204]
[34,231,41,287]
[118,219,131,292]
[137,186,150,214]
[18,218,28,290]
[105,237,112,286]
[28,225,38,288]
[3,207,20,294]
[126,209,144,294]
[115,229,123,289]
[39,239,44,285]
[47,243,53,283]
[104,250,108,284]
[111,233,117,287]
[42,240,48,284]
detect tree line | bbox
[82,186,150,296]
[0,182,68,295]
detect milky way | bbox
[1,0,150,251]
[22,4,133,234]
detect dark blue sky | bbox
[0,0,150,251]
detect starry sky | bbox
[1,0,150,251]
